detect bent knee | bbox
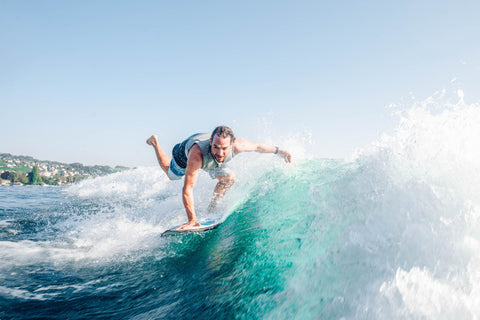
[219,173,236,186]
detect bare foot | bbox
[146,135,158,146]
[176,220,202,230]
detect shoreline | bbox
[0,180,74,187]
[0,184,74,187]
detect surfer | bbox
[147,125,292,230]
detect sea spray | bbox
[345,91,480,319]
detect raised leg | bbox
[146,135,171,178]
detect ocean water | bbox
[1,93,480,319]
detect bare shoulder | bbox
[187,144,203,169]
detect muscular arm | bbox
[233,138,292,163]
[178,144,203,229]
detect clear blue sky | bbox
[1,1,479,167]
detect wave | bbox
[2,91,480,319]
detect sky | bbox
[1,0,479,167]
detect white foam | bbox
[354,90,480,318]
[66,166,172,200]
[379,266,480,319]
[359,90,480,203]
[0,216,167,268]
[67,214,166,259]
[0,285,51,301]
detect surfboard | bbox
[161,220,221,236]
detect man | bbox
[147,125,292,230]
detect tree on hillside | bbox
[1,171,14,182]
[14,172,28,184]
[27,165,42,185]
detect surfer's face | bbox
[210,134,233,163]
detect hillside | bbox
[0,153,129,186]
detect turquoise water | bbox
[2,97,480,319]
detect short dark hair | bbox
[211,125,235,143]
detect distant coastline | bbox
[0,153,129,186]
